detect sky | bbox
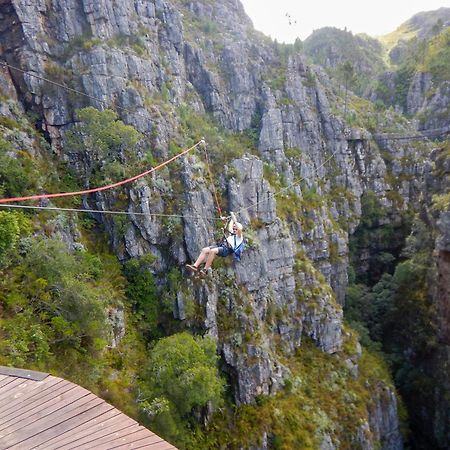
[240,0,450,42]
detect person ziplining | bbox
[186,212,245,276]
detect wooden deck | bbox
[0,366,177,449]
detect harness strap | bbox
[203,143,223,218]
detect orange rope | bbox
[0,140,204,204]
[203,144,223,218]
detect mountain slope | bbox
[303,27,387,95]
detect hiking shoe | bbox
[186,264,198,272]
[200,268,213,276]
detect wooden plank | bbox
[142,443,177,450]
[0,376,18,389]
[0,380,32,403]
[108,433,166,449]
[0,382,77,429]
[0,394,103,447]
[0,377,65,416]
[0,372,176,450]
[80,423,142,449]
[9,399,115,449]
[0,380,73,425]
[0,366,48,381]
[135,440,177,449]
[0,389,94,437]
[38,408,124,449]
[44,409,138,449]
[0,378,29,400]
[87,427,160,450]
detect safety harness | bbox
[221,216,244,261]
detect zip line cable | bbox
[358,126,450,142]
[236,149,339,216]
[0,148,339,220]
[0,203,216,220]
[0,61,136,117]
[1,60,449,222]
[0,139,204,204]
[236,122,449,216]
[2,60,449,143]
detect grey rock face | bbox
[407,72,450,131]
[406,72,434,116]
[228,156,277,225]
[427,148,450,448]
[108,305,126,348]
[368,384,404,450]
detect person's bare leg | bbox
[194,247,210,267]
[204,248,219,270]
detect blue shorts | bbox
[210,245,232,257]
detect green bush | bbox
[141,332,224,447]
[420,27,450,83]
[0,237,125,381]
[0,137,39,198]
[123,254,160,339]
[65,107,143,184]
[0,115,21,129]
[0,211,32,267]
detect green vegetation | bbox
[107,33,147,56]
[2,10,432,445]
[139,333,224,447]
[379,10,449,57]
[419,27,450,83]
[346,208,437,448]
[0,136,40,198]
[0,211,32,268]
[187,339,394,449]
[63,33,102,57]
[375,22,450,113]
[123,254,160,340]
[0,102,226,449]
[177,103,257,168]
[303,27,386,95]
[1,236,119,373]
[379,23,417,55]
[65,107,143,185]
[349,191,412,285]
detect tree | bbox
[0,137,38,198]
[0,211,31,268]
[141,332,224,446]
[147,332,224,416]
[337,61,355,117]
[123,254,160,339]
[65,107,143,183]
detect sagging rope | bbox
[3,60,448,144]
[202,144,223,218]
[2,60,446,222]
[0,140,205,204]
[0,61,133,117]
[0,148,339,223]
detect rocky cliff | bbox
[2,0,444,448]
[423,143,450,448]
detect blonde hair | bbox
[234,222,243,232]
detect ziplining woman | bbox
[186,212,244,275]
